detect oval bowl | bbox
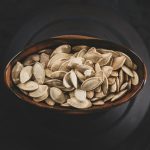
[4,35,147,114]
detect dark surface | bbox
[1,0,150,150]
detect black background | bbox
[1,0,150,150]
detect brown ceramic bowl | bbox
[4,35,147,114]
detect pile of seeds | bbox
[11,44,139,109]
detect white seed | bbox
[120,82,128,91]
[45,98,55,106]
[111,89,128,102]
[67,97,92,109]
[12,62,23,84]
[110,82,117,93]
[102,66,113,77]
[81,77,104,91]
[131,71,139,85]
[33,90,49,102]
[70,70,78,88]
[20,66,32,83]
[51,44,71,56]
[33,62,45,84]
[112,56,126,70]
[29,85,48,98]
[74,89,86,101]
[86,91,94,99]
[93,100,105,106]
[122,65,133,77]
[50,87,66,104]
[17,81,38,91]
[103,94,115,102]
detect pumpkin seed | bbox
[75,69,86,82]
[111,89,128,102]
[33,62,45,84]
[97,48,119,57]
[120,82,128,91]
[29,85,48,98]
[131,71,139,85]
[17,81,38,91]
[45,98,55,106]
[49,71,66,79]
[77,49,87,57]
[70,70,78,88]
[33,90,49,102]
[102,66,113,77]
[51,44,71,57]
[20,66,32,83]
[122,65,133,77]
[116,77,120,92]
[59,60,70,72]
[45,79,64,88]
[12,62,23,84]
[119,69,124,86]
[72,45,89,52]
[95,63,102,73]
[102,75,108,95]
[103,94,115,102]
[45,68,52,78]
[40,53,49,68]
[93,100,105,106]
[84,60,94,67]
[74,89,86,101]
[23,54,40,66]
[95,91,106,98]
[98,53,112,66]
[112,56,126,70]
[95,86,101,93]
[63,72,72,88]
[47,53,71,68]
[68,57,84,68]
[67,97,92,109]
[111,71,118,77]
[110,82,117,93]
[86,90,94,99]
[61,102,70,107]
[108,77,116,85]
[50,87,66,104]
[81,77,104,91]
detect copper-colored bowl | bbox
[4,35,147,114]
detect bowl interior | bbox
[4,35,147,114]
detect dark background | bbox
[0,0,150,150]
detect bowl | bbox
[4,35,147,114]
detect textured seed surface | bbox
[29,85,48,98]
[81,77,103,91]
[45,98,55,106]
[17,81,38,91]
[20,66,32,83]
[33,62,45,84]
[131,71,139,85]
[93,100,105,106]
[112,56,126,70]
[122,65,133,77]
[33,90,49,102]
[12,62,23,84]
[50,87,66,104]
[111,89,128,102]
[74,89,86,101]
[12,44,139,109]
[67,97,92,109]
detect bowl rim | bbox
[4,34,147,114]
